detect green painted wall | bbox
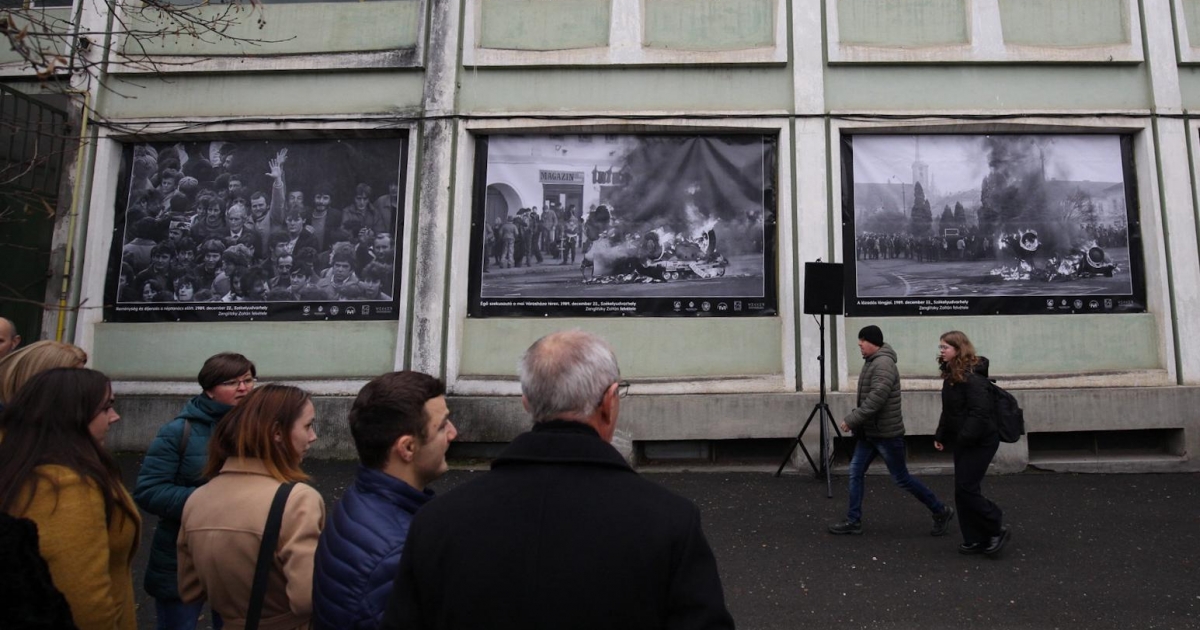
[826,66,1151,111]
[97,72,425,118]
[92,321,398,379]
[0,8,72,65]
[843,314,1161,378]
[478,0,610,50]
[121,0,422,56]
[837,0,969,47]
[460,318,784,377]
[459,67,792,112]
[1182,0,1200,46]
[644,0,774,51]
[1176,67,1200,109]
[998,0,1128,47]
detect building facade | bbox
[3,0,1199,472]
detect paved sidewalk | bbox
[119,455,1200,629]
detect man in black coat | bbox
[380,330,735,630]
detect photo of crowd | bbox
[105,138,405,321]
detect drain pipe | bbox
[55,89,92,343]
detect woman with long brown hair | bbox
[177,384,323,630]
[0,367,141,629]
[933,330,1009,556]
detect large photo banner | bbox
[467,134,778,317]
[842,134,1146,316]
[104,136,406,322]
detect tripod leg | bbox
[821,404,836,498]
[774,404,822,477]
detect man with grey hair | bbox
[0,317,20,360]
[381,330,735,630]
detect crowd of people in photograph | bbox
[117,145,399,305]
[483,202,582,271]
[855,223,1129,265]
[854,231,997,263]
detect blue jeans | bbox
[155,598,223,630]
[846,436,945,523]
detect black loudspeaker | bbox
[803,262,844,315]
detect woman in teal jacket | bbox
[133,352,257,630]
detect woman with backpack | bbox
[177,384,324,630]
[933,330,1010,557]
[0,368,140,630]
[133,352,257,630]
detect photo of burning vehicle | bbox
[469,134,777,317]
[842,134,1145,316]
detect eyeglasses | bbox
[597,380,631,408]
[938,345,952,351]
[219,377,257,388]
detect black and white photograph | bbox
[467,134,777,317]
[842,134,1146,316]
[104,137,406,322]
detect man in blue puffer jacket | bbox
[313,370,457,630]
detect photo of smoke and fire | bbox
[843,134,1145,316]
[469,134,777,317]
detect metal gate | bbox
[0,84,72,343]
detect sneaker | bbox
[931,505,956,537]
[828,519,863,535]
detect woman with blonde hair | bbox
[0,367,140,629]
[177,384,323,630]
[933,330,1009,556]
[0,340,88,409]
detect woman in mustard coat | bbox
[0,367,140,630]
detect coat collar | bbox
[354,465,433,514]
[180,393,233,424]
[493,420,632,472]
[219,457,274,476]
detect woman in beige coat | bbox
[178,384,323,630]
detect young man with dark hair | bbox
[312,371,456,630]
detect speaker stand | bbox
[775,313,842,498]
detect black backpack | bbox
[988,380,1025,443]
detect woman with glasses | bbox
[0,368,140,630]
[178,384,323,630]
[932,331,1009,557]
[134,352,257,630]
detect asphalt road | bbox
[118,454,1200,630]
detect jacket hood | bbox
[869,343,898,364]
[178,393,233,425]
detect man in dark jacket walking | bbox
[380,330,735,630]
[312,371,457,630]
[828,325,955,537]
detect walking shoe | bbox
[984,525,1011,556]
[827,519,863,535]
[958,542,985,555]
[930,505,956,537]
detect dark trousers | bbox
[953,437,1004,545]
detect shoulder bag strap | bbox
[245,482,295,630]
[174,419,192,484]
